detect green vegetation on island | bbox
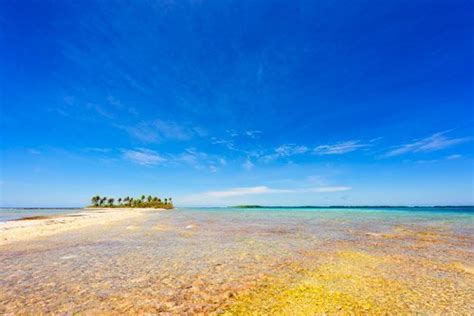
[90,195,174,209]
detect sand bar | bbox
[0,208,166,246]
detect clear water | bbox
[1,207,473,314]
[0,208,82,221]
[1,206,472,222]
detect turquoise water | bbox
[0,208,82,222]
[1,206,473,313]
[181,206,474,236]
[194,206,474,214]
[1,206,472,222]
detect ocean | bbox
[0,208,82,222]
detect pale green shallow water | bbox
[0,208,82,221]
[0,207,473,314]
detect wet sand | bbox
[0,208,165,246]
[0,208,473,314]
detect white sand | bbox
[0,208,166,246]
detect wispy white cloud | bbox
[186,185,352,200]
[415,154,463,164]
[211,137,237,150]
[180,184,352,205]
[178,148,221,172]
[107,96,138,115]
[226,129,239,137]
[114,147,205,173]
[242,159,255,170]
[84,147,112,153]
[219,158,227,166]
[121,146,225,172]
[177,148,207,166]
[212,130,263,154]
[305,186,352,192]
[55,95,117,121]
[206,186,291,198]
[261,144,309,162]
[85,103,115,119]
[245,130,262,139]
[121,72,150,94]
[415,159,439,164]
[305,175,329,186]
[276,144,309,156]
[27,149,41,155]
[118,119,199,143]
[223,129,261,139]
[385,132,470,157]
[446,154,462,160]
[193,126,208,137]
[153,119,192,140]
[118,124,159,142]
[314,140,368,155]
[122,148,166,166]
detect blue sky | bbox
[1,0,473,207]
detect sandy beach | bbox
[0,208,166,246]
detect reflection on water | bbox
[1,208,473,314]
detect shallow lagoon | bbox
[0,208,82,222]
[1,207,473,314]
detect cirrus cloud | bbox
[306,186,352,192]
[117,119,201,143]
[183,185,352,201]
[122,148,166,166]
[314,140,368,155]
[385,132,470,157]
[206,186,291,198]
[261,144,309,162]
[179,184,353,205]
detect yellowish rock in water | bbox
[223,251,416,314]
[153,224,171,232]
[179,231,194,238]
[448,262,474,275]
[126,225,140,231]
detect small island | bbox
[90,195,174,209]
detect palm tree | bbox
[118,198,122,205]
[101,197,107,206]
[164,198,168,204]
[91,196,100,206]
[147,195,152,203]
[141,195,146,202]
[108,198,114,207]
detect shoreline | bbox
[83,207,170,211]
[0,208,168,246]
